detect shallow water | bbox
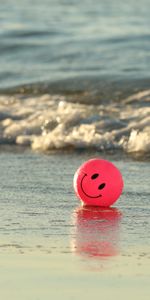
[0,150,149,254]
[0,150,150,299]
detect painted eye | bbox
[98,183,106,190]
[91,173,99,179]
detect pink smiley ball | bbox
[73,158,124,207]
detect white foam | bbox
[0,90,149,155]
[125,128,150,153]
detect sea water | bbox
[0,0,150,88]
[0,0,150,158]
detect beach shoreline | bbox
[0,141,149,299]
[0,0,150,298]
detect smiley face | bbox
[81,173,106,198]
[73,158,124,207]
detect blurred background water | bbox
[0,0,150,89]
[0,0,150,156]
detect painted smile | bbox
[81,174,102,198]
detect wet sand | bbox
[0,252,150,300]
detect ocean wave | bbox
[0,90,150,156]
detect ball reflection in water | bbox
[71,206,122,258]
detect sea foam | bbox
[0,90,149,156]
